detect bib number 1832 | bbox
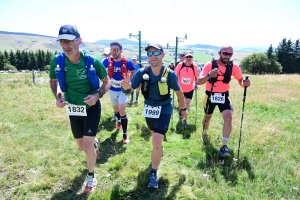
[66,104,87,116]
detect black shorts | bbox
[145,114,171,135]
[203,91,232,114]
[183,90,194,99]
[69,100,101,139]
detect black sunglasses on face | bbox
[147,50,162,57]
[221,51,233,56]
[186,56,193,58]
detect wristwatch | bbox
[98,91,103,98]
[181,108,187,111]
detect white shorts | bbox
[109,90,128,106]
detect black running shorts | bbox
[69,100,101,139]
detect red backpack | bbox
[108,56,128,78]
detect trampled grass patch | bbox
[0,74,299,199]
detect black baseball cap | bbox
[57,25,80,40]
[145,44,164,52]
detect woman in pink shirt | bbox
[174,51,199,126]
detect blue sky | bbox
[0,0,299,49]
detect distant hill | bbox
[0,30,105,54]
[184,44,220,51]
[236,47,266,52]
[94,38,150,46]
[0,30,254,62]
[0,31,56,38]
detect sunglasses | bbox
[110,48,120,53]
[186,56,193,58]
[58,39,78,45]
[147,50,163,57]
[221,51,233,56]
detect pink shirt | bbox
[174,62,198,92]
[200,61,243,93]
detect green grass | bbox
[0,75,299,199]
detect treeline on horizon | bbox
[0,49,58,71]
[239,38,300,74]
[0,38,299,74]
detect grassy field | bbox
[0,75,299,199]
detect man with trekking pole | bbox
[198,44,250,157]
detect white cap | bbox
[103,48,110,55]
[132,55,137,60]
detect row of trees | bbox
[241,38,300,74]
[0,49,57,71]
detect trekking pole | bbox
[195,86,198,128]
[172,90,175,121]
[237,76,249,160]
[202,82,214,135]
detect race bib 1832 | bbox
[66,104,87,116]
[142,104,161,118]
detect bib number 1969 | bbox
[142,105,161,118]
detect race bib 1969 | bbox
[66,104,87,116]
[210,93,225,104]
[111,79,122,88]
[142,104,161,118]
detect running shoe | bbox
[116,121,122,130]
[219,145,231,157]
[202,134,208,144]
[147,172,158,188]
[83,174,97,195]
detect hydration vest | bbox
[178,62,197,82]
[141,66,170,101]
[108,56,128,78]
[55,50,100,92]
[209,59,233,84]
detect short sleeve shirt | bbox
[49,51,107,107]
[131,66,181,114]
[200,61,243,93]
[102,57,135,91]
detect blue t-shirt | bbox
[133,62,142,73]
[131,66,181,114]
[102,57,135,91]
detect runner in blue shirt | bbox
[121,44,187,189]
[102,41,135,144]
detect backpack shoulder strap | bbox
[121,56,127,65]
[180,62,186,71]
[81,49,94,69]
[212,59,218,69]
[56,51,65,70]
[162,66,170,78]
